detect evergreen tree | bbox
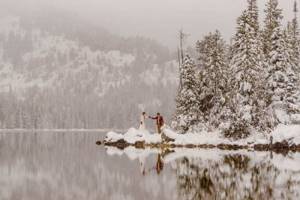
[196,30,230,129]
[227,0,268,138]
[263,0,283,57]
[264,0,298,124]
[174,55,200,133]
[284,26,300,116]
[286,1,300,117]
[289,1,300,72]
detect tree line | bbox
[173,0,300,138]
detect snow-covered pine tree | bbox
[284,25,300,117]
[196,30,230,129]
[226,0,268,138]
[286,1,300,119]
[174,54,200,133]
[263,0,283,57]
[289,1,300,72]
[264,0,298,124]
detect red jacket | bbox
[150,115,164,126]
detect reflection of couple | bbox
[139,112,165,134]
[139,154,164,176]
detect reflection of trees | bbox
[177,157,216,200]
[176,154,300,200]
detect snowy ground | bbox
[106,128,162,144]
[104,124,300,147]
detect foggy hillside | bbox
[0,8,179,129]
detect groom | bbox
[149,113,164,134]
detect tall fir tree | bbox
[196,30,230,129]
[174,54,200,133]
[264,0,298,124]
[227,0,269,138]
[285,24,300,116]
[290,1,300,72]
[286,1,300,117]
[263,0,283,57]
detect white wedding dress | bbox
[139,115,146,130]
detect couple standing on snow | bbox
[139,112,164,134]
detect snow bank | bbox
[164,128,223,145]
[105,124,300,146]
[164,127,269,146]
[270,124,300,144]
[106,131,124,142]
[291,114,300,124]
[104,128,162,144]
[164,125,300,146]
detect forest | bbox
[174,0,300,138]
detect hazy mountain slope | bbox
[0,11,178,129]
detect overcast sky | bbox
[2,0,298,49]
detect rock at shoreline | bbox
[104,139,130,150]
[134,141,145,149]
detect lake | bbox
[0,131,299,200]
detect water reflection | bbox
[139,154,164,176]
[179,151,300,200]
[1,132,300,200]
[0,132,176,200]
[108,147,300,200]
[156,154,164,175]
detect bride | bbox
[139,112,147,131]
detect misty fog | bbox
[1,0,296,48]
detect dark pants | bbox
[157,124,162,134]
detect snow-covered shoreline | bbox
[103,124,300,151]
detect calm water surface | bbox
[0,132,300,200]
